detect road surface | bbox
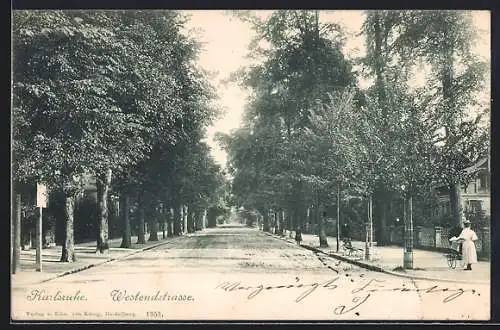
[11,224,490,321]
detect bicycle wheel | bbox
[447,254,456,269]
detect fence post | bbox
[480,226,490,260]
[415,226,423,248]
[434,226,442,248]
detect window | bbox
[440,201,450,217]
[479,174,488,191]
[467,200,483,214]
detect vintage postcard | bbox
[11,9,491,321]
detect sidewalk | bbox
[268,231,490,285]
[11,231,182,288]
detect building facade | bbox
[434,157,490,221]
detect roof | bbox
[430,157,489,190]
[463,157,488,175]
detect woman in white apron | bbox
[458,219,478,270]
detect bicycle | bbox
[342,238,364,259]
[445,239,463,269]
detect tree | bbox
[12,10,152,258]
[227,10,357,246]
[306,88,365,250]
[12,10,222,258]
[401,11,488,228]
[360,10,488,236]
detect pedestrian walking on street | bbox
[458,219,478,271]
[295,227,302,245]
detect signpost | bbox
[36,183,48,272]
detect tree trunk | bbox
[372,13,390,244]
[207,208,216,228]
[194,210,200,231]
[173,204,182,235]
[288,207,294,238]
[307,207,313,234]
[372,11,389,127]
[136,206,146,244]
[120,194,131,248]
[148,220,159,241]
[375,188,389,246]
[187,207,195,233]
[379,199,388,245]
[183,205,188,234]
[195,209,203,231]
[319,209,329,248]
[167,207,174,237]
[275,211,279,235]
[282,210,287,236]
[440,38,461,227]
[148,204,159,241]
[61,195,76,262]
[12,193,21,274]
[202,209,208,229]
[96,169,112,253]
[277,210,283,236]
[449,182,463,228]
[298,204,307,231]
[388,199,394,230]
[162,206,166,239]
[314,206,320,235]
[263,211,270,232]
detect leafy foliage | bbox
[12,10,228,255]
[224,10,489,237]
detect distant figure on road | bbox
[341,223,351,241]
[458,219,478,271]
[295,227,302,245]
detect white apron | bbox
[459,227,478,264]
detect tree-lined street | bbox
[11,9,490,321]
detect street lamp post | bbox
[365,194,373,261]
[336,183,340,252]
[402,185,413,269]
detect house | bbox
[434,157,490,219]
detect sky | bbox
[184,10,491,168]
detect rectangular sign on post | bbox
[36,183,48,208]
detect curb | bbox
[37,236,184,284]
[263,231,489,285]
[300,244,386,273]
